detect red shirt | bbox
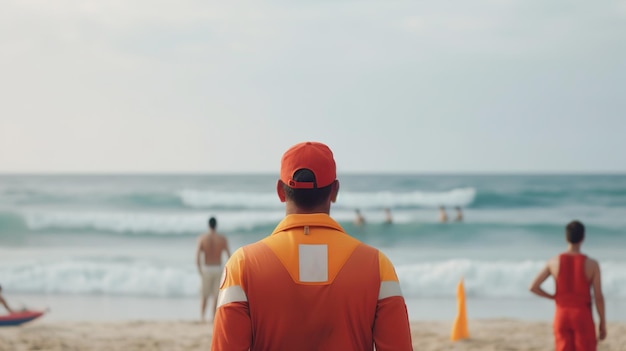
[553,253,597,351]
[555,253,592,309]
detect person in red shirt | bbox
[529,220,607,351]
[211,141,413,351]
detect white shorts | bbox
[200,265,222,299]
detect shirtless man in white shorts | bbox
[196,217,231,322]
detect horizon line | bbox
[1,171,625,176]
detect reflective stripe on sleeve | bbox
[216,285,248,308]
[378,281,403,300]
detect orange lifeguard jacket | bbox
[211,213,413,351]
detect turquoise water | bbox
[1,174,625,320]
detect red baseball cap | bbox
[280,142,336,189]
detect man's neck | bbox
[284,201,330,215]
[567,243,582,253]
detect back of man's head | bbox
[208,217,217,230]
[282,169,334,210]
[279,142,337,211]
[566,220,585,244]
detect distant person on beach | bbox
[438,206,448,223]
[354,208,366,226]
[212,141,413,350]
[0,284,14,314]
[196,216,231,323]
[529,220,606,350]
[384,208,393,224]
[454,206,463,222]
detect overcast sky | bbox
[1,0,625,174]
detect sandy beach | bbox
[1,319,624,351]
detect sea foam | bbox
[2,258,625,299]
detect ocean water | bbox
[1,174,625,321]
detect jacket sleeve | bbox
[211,248,252,351]
[373,252,413,351]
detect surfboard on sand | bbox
[0,310,46,327]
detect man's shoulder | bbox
[585,255,600,267]
[228,240,266,261]
[354,240,379,253]
[546,255,560,270]
[233,239,264,252]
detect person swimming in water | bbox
[438,206,448,223]
[383,208,393,224]
[354,208,366,226]
[454,206,463,222]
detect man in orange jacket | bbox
[529,220,607,351]
[211,141,413,351]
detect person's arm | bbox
[195,238,202,275]
[529,264,555,300]
[225,239,231,259]
[591,260,607,340]
[211,249,252,351]
[0,295,13,314]
[373,252,413,351]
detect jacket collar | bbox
[271,213,345,235]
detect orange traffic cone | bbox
[450,277,469,341]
